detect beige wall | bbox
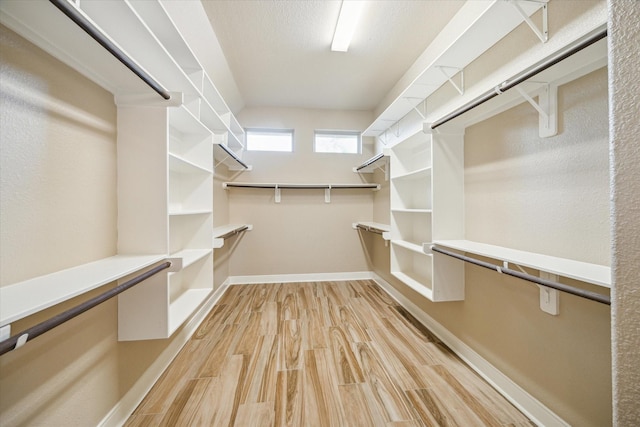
[228,107,375,277]
[0,24,196,426]
[608,1,640,425]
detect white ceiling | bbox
[201,0,465,112]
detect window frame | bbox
[313,129,362,154]
[244,128,295,152]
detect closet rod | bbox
[49,0,171,100]
[223,183,380,190]
[431,246,610,305]
[216,143,249,169]
[430,26,607,130]
[218,225,249,240]
[356,153,385,171]
[0,261,172,357]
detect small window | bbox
[314,130,361,154]
[245,128,294,152]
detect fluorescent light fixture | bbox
[331,1,365,52]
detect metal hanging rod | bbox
[217,225,249,240]
[49,0,171,100]
[0,261,172,356]
[215,143,249,169]
[431,246,610,305]
[223,182,380,190]
[430,26,607,130]
[356,153,385,172]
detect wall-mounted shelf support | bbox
[405,97,427,120]
[214,143,251,171]
[353,222,391,245]
[436,66,464,95]
[539,271,560,315]
[354,153,389,180]
[509,0,548,43]
[213,224,252,249]
[515,82,557,137]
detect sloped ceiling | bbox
[201,0,465,111]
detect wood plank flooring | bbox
[126,280,533,426]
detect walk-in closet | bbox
[1,1,638,426]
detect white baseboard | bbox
[228,271,374,285]
[370,273,569,427]
[99,279,230,427]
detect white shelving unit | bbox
[353,153,389,179]
[388,132,465,302]
[117,102,214,341]
[363,0,546,137]
[0,0,248,340]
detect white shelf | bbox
[353,153,389,173]
[213,143,250,171]
[0,254,166,327]
[170,249,212,269]
[364,0,545,136]
[431,240,611,288]
[391,208,432,214]
[169,153,212,174]
[213,224,252,249]
[168,288,212,335]
[353,222,391,240]
[169,209,212,216]
[391,272,434,300]
[393,167,431,181]
[392,240,424,254]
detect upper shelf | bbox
[214,143,251,171]
[363,0,545,137]
[0,254,166,327]
[430,240,611,288]
[213,224,252,249]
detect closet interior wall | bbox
[227,106,375,279]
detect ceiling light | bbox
[331,1,365,52]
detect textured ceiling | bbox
[201,0,465,111]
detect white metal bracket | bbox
[0,325,10,343]
[404,97,427,120]
[325,186,331,203]
[539,272,560,315]
[515,83,557,137]
[275,185,281,203]
[436,66,464,95]
[509,0,548,43]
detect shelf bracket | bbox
[539,272,560,315]
[436,66,464,95]
[275,184,281,204]
[404,97,427,120]
[515,82,557,137]
[509,0,548,43]
[325,186,331,203]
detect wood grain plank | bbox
[353,342,414,423]
[275,369,303,426]
[339,383,384,427]
[328,326,365,385]
[278,319,303,371]
[240,334,279,404]
[303,349,348,426]
[234,402,275,427]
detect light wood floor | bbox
[126,280,533,426]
